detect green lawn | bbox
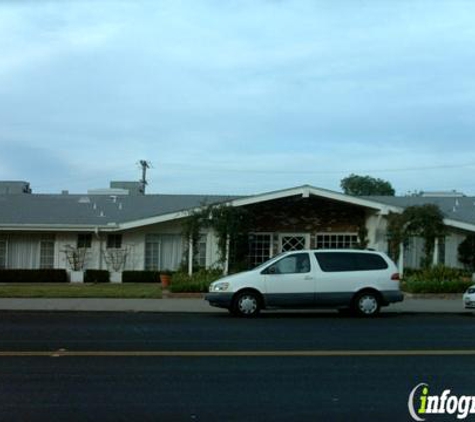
[0,283,162,299]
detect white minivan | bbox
[205,249,403,317]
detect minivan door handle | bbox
[304,276,314,280]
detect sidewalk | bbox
[0,296,469,314]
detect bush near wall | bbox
[402,265,472,293]
[122,271,160,283]
[84,269,110,283]
[0,269,68,283]
[168,269,223,293]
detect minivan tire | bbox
[232,291,261,317]
[353,291,381,317]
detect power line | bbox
[161,162,475,175]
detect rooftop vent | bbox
[421,191,465,198]
[87,188,129,196]
[0,181,32,194]
[110,181,144,195]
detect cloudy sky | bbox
[1,0,475,196]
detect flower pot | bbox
[160,274,171,288]
[110,271,122,283]
[69,270,84,283]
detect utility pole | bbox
[138,160,151,194]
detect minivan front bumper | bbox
[205,293,234,309]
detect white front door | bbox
[279,234,310,253]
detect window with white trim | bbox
[77,233,92,249]
[0,239,6,269]
[107,234,122,249]
[145,234,183,271]
[437,236,446,265]
[39,236,55,269]
[315,233,358,249]
[194,234,207,268]
[249,233,272,268]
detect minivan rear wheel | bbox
[353,291,381,317]
[232,291,261,317]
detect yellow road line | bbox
[0,350,475,357]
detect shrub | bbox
[404,265,470,283]
[169,269,223,293]
[403,279,472,294]
[0,269,68,283]
[122,271,160,283]
[402,265,472,293]
[84,269,110,283]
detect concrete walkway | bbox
[0,296,469,314]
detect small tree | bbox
[357,225,369,249]
[63,245,87,271]
[103,246,130,272]
[341,174,395,196]
[387,204,446,268]
[182,207,207,268]
[181,203,252,273]
[458,235,475,272]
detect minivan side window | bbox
[265,253,311,274]
[315,252,388,272]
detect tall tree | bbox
[340,174,395,196]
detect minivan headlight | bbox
[210,282,230,292]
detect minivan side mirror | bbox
[262,265,276,274]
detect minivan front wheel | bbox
[232,291,261,317]
[354,291,381,317]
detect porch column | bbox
[224,235,230,275]
[432,237,439,267]
[188,236,193,276]
[398,242,405,277]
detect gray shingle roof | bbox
[1,189,475,229]
[0,193,240,226]
[364,196,475,225]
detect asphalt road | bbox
[0,312,475,421]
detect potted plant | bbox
[160,270,172,288]
[63,246,87,283]
[103,246,131,283]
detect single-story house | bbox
[0,180,474,278]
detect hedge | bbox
[403,279,472,294]
[84,269,110,283]
[122,271,160,283]
[169,269,223,293]
[0,269,68,283]
[402,265,473,293]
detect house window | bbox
[437,236,446,265]
[315,233,358,249]
[77,233,92,249]
[280,234,308,252]
[194,234,207,269]
[145,234,183,271]
[39,236,55,269]
[107,234,122,249]
[249,233,272,268]
[0,239,6,269]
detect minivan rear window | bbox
[315,252,388,272]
